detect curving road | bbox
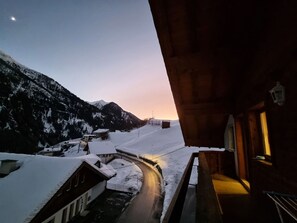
[116,157,163,223]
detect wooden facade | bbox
[31,162,108,223]
[149,0,297,220]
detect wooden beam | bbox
[184,137,224,148]
[181,101,232,115]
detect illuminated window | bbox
[260,112,271,157]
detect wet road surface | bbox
[116,159,163,223]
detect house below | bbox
[92,129,110,140]
[0,153,116,223]
[87,141,117,164]
[81,134,97,142]
[37,147,63,157]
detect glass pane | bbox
[260,112,271,156]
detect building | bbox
[87,141,117,163]
[93,129,110,140]
[149,0,297,222]
[37,147,63,157]
[0,153,115,223]
[161,120,170,129]
[81,134,97,142]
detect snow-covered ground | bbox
[64,120,223,221]
[107,159,143,194]
[108,121,200,220]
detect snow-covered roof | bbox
[93,128,109,134]
[43,147,61,152]
[88,141,117,155]
[0,153,113,223]
[83,134,97,137]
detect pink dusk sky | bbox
[0,0,178,120]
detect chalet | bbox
[161,120,171,129]
[81,134,97,142]
[147,118,161,126]
[149,0,297,222]
[0,153,116,223]
[87,141,117,164]
[37,147,63,157]
[93,129,109,140]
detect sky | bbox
[0,0,178,120]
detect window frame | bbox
[258,111,272,161]
[247,102,272,163]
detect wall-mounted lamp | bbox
[269,81,285,106]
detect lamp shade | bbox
[269,82,285,106]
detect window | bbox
[81,174,85,184]
[62,208,68,223]
[68,203,74,220]
[56,191,62,197]
[75,198,81,214]
[224,115,235,151]
[227,126,235,151]
[74,174,79,187]
[66,181,72,192]
[260,111,271,157]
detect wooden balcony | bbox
[163,151,281,223]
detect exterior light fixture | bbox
[269,81,285,106]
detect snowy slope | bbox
[109,121,199,220]
[64,120,221,220]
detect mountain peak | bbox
[90,100,109,109]
[0,50,18,64]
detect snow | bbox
[0,153,115,223]
[66,120,222,220]
[1,120,222,222]
[92,112,103,119]
[46,108,52,117]
[109,121,223,220]
[43,147,61,152]
[42,115,56,133]
[4,122,11,130]
[82,154,116,178]
[0,50,20,65]
[93,128,109,134]
[88,140,117,155]
[63,143,88,157]
[107,159,142,194]
[81,122,93,133]
[90,100,109,109]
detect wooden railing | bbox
[196,152,223,223]
[162,152,198,222]
[162,152,222,223]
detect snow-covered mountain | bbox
[92,101,143,131]
[0,50,144,154]
[90,100,109,109]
